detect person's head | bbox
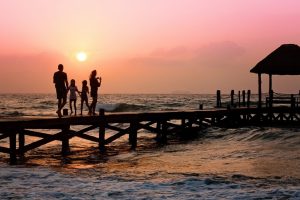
[58,64,64,71]
[90,70,97,79]
[70,79,75,87]
[82,80,87,86]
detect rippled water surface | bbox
[1,94,300,199]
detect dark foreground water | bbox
[0,94,300,199]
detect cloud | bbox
[127,41,246,68]
[193,41,246,66]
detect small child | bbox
[68,79,80,115]
[80,80,91,115]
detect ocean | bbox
[0,93,300,199]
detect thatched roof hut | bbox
[250,44,300,75]
[250,44,300,107]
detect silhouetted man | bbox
[53,64,68,117]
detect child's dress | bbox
[69,86,78,100]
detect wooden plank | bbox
[75,133,98,143]
[23,129,50,138]
[23,131,64,152]
[71,125,98,139]
[105,127,131,145]
[0,146,10,154]
[0,133,9,140]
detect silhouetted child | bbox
[68,79,80,115]
[80,80,91,115]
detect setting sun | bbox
[76,52,87,62]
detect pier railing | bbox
[216,90,300,108]
[266,92,300,108]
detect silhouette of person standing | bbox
[89,70,101,115]
[53,64,68,117]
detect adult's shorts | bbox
[56,87,67,99]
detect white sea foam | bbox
[1,166,300,199]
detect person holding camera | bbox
[89,70,102,115]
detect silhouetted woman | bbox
[89,70,101,115]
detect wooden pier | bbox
[1,106,300,164]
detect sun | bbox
[76,51,87,62]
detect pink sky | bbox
[1,0,300,94]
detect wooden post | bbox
[238,91,241,107]
[291,94,295,121]
[61,125,70,156]
[99,109,106,152]
[129,121,138,150]
[18,129,25,159]
[230,90,234,107]
[269,74,272,96]
[291,94,295,108]
[242,90,246,107]
[247,90,251,108]
[269,90,273,108]
[161,121,168,144]
[181,118,186,129]
[216,90,221,108]
[199,104,203,110]
[258,74,262,108]
[9,131,17,165]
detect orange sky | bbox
[1,0,300,94]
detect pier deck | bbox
[1,107,300,164]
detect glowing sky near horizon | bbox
[1,0,300,94]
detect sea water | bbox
[0,93,300,199]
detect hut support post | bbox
[269,74,272,96]
[99,109,106,152]
[258,74,262,108]
[268,74,273,108]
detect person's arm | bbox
[53,73,56,84]
[76,86,81,95]
[65,74,69,89]
[97,77,102,87]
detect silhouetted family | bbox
[53,64,101,117]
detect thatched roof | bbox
[250,44,300,75]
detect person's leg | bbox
[69,99,73,115]
[74,99,77,116]
[56,98,62,117]
[85,99,90,113]
[61,95,67,110]
[80,99,84,115]
[57,98,62,110]
[92,97,97,115]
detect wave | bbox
[96,103,150,112]
[0,111,25,117]
[203,127,300,145]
